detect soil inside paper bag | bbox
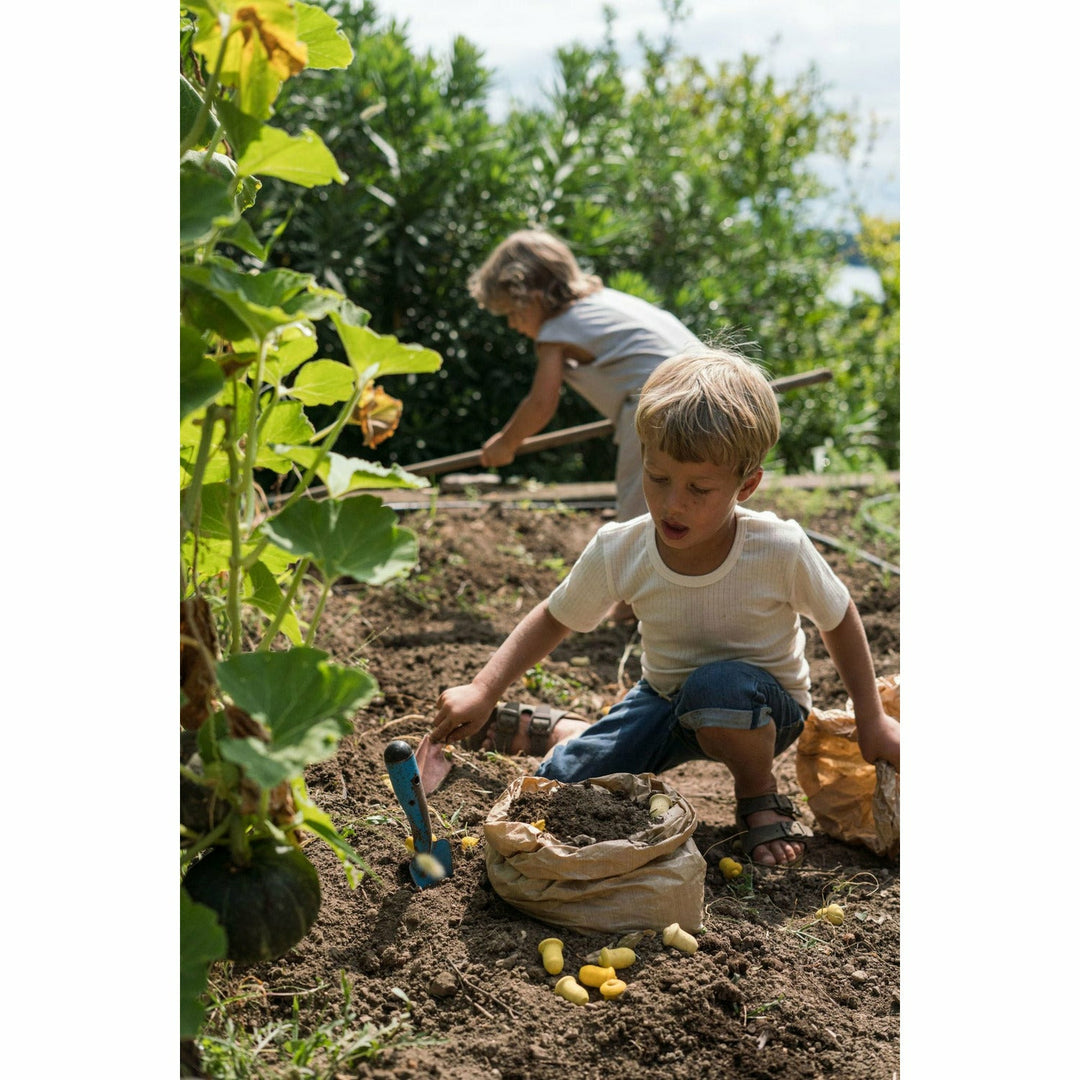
[508,781,652,843]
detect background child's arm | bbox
[431,599,572,743]
[818,599,901,769]
[480,342,566,466]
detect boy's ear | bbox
[737,468,764,502]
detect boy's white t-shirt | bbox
[536,288,703,423]
[546,507,851,711]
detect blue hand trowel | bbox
[384,740,454,888]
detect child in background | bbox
[468,228,705,523]
[431,348,900,867]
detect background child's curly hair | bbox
[468,229,602,317]
[635,348,781,479]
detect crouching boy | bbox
[431,348,900,866]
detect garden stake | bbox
[384,740,454,888]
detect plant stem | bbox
[304,576,336,647]
[179,13,233,158]
[181,814,233,870]
[240,341,271,536]
[273,375,369,519]
[224,385,245,654]
[258,556,311,651]
[181,404,223,556]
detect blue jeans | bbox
[534,660,808,783]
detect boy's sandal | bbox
[735,793,815,865]
[462,702,585,756]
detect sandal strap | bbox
[492,703,523,754]
[741,819,814,851]
[526,704,555,756]
[736,793,801,822]
[487,702,587,756]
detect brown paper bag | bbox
[795,674,900,859]
[484,773,706,934]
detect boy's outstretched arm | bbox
[818,599,900,769]
[431,599,572,744]
[480,343,565,466]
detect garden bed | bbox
[194,487,900,1079]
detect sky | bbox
[379,0,900,224]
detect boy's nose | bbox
[661,488,687,517]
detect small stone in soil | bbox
[428,971,458,998]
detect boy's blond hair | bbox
[468,229,603,318]
[635,349,780,479]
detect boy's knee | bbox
[694,719,775,754]
[677,661,804,756]
[678,660,773,718]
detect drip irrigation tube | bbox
[803,528,900,576]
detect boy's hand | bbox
[480,432,516,467]
[856,712,900,770]
[431,683,498,745]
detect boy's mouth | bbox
[660,519,689,542]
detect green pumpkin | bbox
[183,840,321,963]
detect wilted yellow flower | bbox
[351,382,403,448]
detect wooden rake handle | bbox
[405,367,834,477]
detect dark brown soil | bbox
[507,783,654,844]
[198,487,900,1079]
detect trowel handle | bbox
[384,740,435,854]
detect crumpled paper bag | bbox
[795,674,900,859]
[484,773,705,934]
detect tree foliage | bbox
[253,0,899,478]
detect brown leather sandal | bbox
[462,702,587,756]
[735,793,815,865]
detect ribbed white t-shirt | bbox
[546,507,851,710]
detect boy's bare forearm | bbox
[476,601,569,697]
[818,600,900,768]
[431,602,572,743]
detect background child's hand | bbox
[856,712,900,770]
[431,683,498,744]
[479,432,516,467]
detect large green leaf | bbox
[180,889,227,1039]
[262,328,320,382]
[180,74,208,149]
[181,529,294,582]
[254,399,316,471]
[216,648,376,788]
[288,359,356,406]
[295,1,354,70]
[180,327,223,420]
[180,164,237,247]
[215,96,265,160]
[259,495,418,584]
[329,316,443,379]
[236,125,346,187]
[187,482,232,541]
[321,455,430,497]
[180,264,316,342]
[244,560,304,645]
[286,448,431,496]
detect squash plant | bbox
[179,0,441,1040]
